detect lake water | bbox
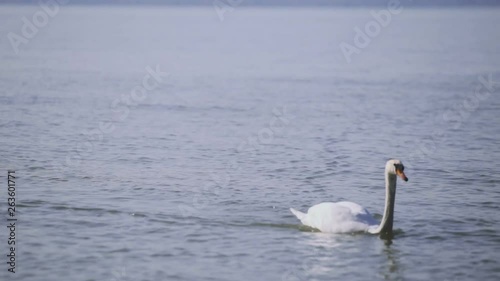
[1,5,500,281]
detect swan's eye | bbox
[394,164,404,171]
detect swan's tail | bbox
[290,208,306,221]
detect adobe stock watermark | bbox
[339,0,403,64]
[213,0,243,22]
[109,267,127,281]
[60,65,169,170]
[178,105,292,217]
[406,74,497,168]
[7,0,69,55]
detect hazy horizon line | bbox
[2,0,500,7]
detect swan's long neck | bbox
[373,170,397,236]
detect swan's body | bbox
[290,201,379,233]
[290,159,408,236]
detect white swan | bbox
[290,159,408,236]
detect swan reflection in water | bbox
[281,233,343,281]
[380,238,405,281]
[282,233,405,281]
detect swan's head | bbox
[386,159,408,182]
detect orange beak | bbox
[396,170,408,182]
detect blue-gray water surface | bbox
[1,5,500,281]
